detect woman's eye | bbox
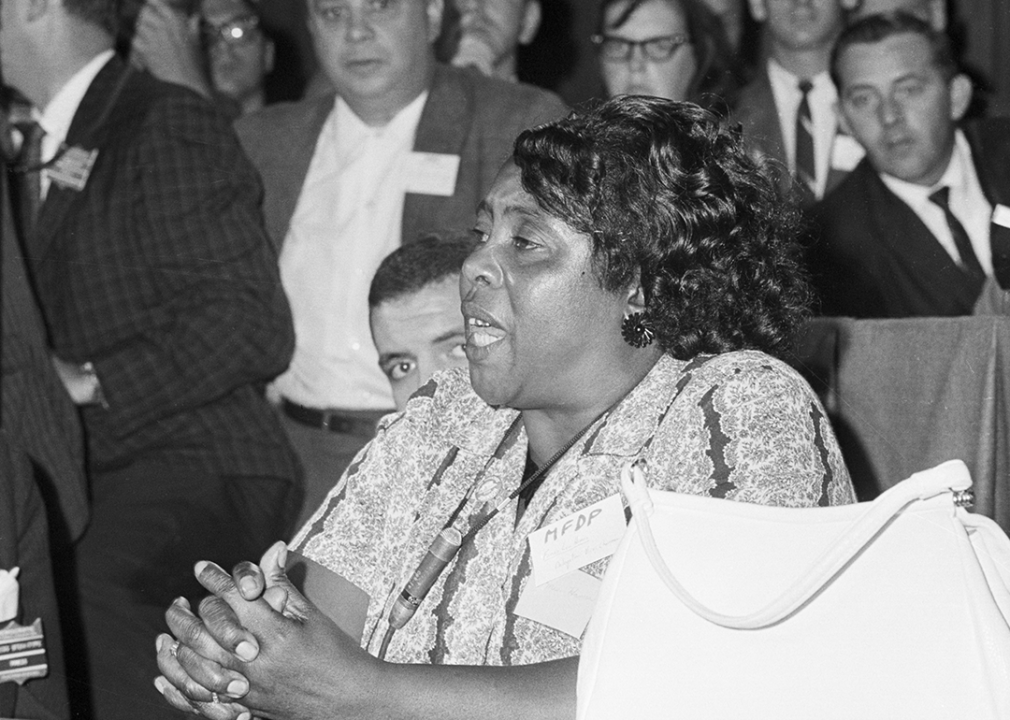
[471,227,489,243]
[511,236,537,250]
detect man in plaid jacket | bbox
[0,0,301,717]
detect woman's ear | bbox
[625,280,647,315]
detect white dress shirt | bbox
[272,92,428,410]
[37,49,115,200]
[767,61,839,199]
[880,130,993,276]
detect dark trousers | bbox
[0,433,72,720]
[279,410,383,531]
[67,457,300,720]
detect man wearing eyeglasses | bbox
[127,0,277,117]
[733,0,860,203]
[235,0,567,530]
[201,0,275,115]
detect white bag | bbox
[577,460,1010,719]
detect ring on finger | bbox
[211,691,220,704]
[170,640,181,658]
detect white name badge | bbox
[993,204,1010,228]
[514,570,601,638]
[528,494,626,587]
[0,568,19,624]
[45,146,98,192]
[404,152,460,197]
[830,134,864,172]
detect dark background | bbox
[254,0,1010,115]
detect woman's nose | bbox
[461,242,502,290]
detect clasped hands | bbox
[154,541,378,720]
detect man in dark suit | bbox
[0,0,301,717]
[734,0,859,203]
[810,12,1010,318]
[236,0,567,528]
[0,151,86,718]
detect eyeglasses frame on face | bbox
[200,14,262,46]
[591,32,691,62]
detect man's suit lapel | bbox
[264,95,334,252]
[966,121,1010,209]
[738,70,788,173]
[401,66,472,243]
[860,162,982,311]
[32,57,128,264]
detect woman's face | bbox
[461,163,633,413]
[598,0,698,101]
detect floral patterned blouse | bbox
[291,351,855,667]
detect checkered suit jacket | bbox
[22,55,299,481]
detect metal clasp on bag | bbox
[952,489,975,508]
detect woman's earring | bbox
[621,312,655,348]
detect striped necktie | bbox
[795,79,816,200]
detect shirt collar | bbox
[334,89,429,139]
[767,59,834,98]
[37,49,115,148]
[879,129,969,208]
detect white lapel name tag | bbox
[514,570,602,638]
[830,133,864,172]
[528,494,626,587]
[45,146,98,192]
[992,204,1010,228]
[0,568,19,624]
[403,152,460,197]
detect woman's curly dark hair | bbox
[512,95,813,361]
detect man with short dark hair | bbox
[0,0,300,717]
[368,233,473,410]
[238,0,567,528]
[810,12,1010,318]
[734,0,859,202]
[847,0,945,29]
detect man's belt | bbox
[281,399,381,437]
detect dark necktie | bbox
[11,120,45,240]
[795,79,816,200]
[929,186,985,281]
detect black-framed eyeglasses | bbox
[591,33,691,62]
[200,15,262,45]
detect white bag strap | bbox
[620,460,972,630]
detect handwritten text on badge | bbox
[403,152,460,197]
[529,494,626,586]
